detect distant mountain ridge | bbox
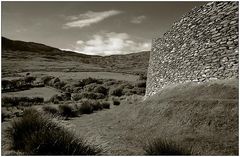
[2,37,150,76]
[2,37,93,58]
[2,37,59,52]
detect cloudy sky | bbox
[2,1,206,56]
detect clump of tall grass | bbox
[135,80,146,88]
[110,87,123,97]
[144,138,192,155]
[113,99,120,106]
[2,97,44,107]
[76,77,102,87]
[78,101,93,114]
[72,92,105,101]
[94,86,108,95]
[101,101,110,109]
[5,108,101,155]
[59,104,78,118]
[49,94,63,104]
[42,105,59,115]
[76,99,110,114]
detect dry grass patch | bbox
[144,138,192,155]
[5,108,101,155]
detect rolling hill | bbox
[2,37,150,77]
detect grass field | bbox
[66,79,238,155]
[1,77,238,155]
[2,87,60,101]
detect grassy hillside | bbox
[2,37,150,77]
[136,79,238,155]
[67,79,238,155]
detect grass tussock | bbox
[49,94,63,104]
[113,100,120,106]
[135,80,146,88]
[72,92,105,101]
[110,87,124,97]
[144,138,192,155]
[101,101,110,109]
[90,100,102,111]
[77,99,110,114]
[2,96,44,107]
[94,86,108,95]
[2,110,12,122]
[5,108,101,155]
[78,101,93,114]
[59,104,78,118]
[76,77,102,87]
[42,105,59,115]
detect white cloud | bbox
[131,15,146,24]
[61,48,74,52]
[73,32,151,56]
[76,40,84,45]
[63,10,122,29]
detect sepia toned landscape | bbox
[1,1,239,156]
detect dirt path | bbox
[69,95,145,155]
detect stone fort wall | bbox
[146,1,239,97]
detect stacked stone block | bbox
[146,1,239,97]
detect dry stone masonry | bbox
[146,1,239,97]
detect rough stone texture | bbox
[146,1,239,97]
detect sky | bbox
[2,1,206,56]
